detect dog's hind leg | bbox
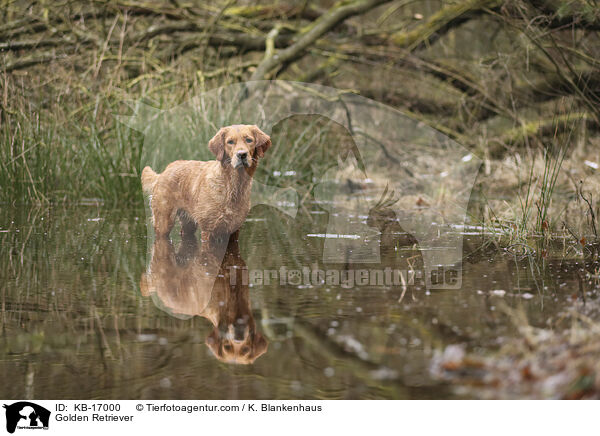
[153,207,176,238]
[178,209,198,236]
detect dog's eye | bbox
[245,138,253,143]
[227,140,234,145]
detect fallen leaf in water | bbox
[416,197,429,207]
[521,365,535,380]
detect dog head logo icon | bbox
[3,402,50,434]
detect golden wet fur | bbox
[141,125,271,239]
[140,235,268,364]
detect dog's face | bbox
[208,125,271,169]
[206,325,268,365]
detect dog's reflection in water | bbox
[140,234,267,364]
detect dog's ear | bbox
[206,329,223,359]
[251,125,271,158]
[208,128,226,161]
[250,333,268,361]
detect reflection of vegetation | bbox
[1,203,598,399]
[0,206,449,398]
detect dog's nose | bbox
[236,151,248,160]
[234,323,247,341]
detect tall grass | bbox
[0,88,145,206]
[535,144,570,236]
[485,111,581,245]
[513,144,570,241]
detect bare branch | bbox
[250,0,392,81]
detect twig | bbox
[579,182,598,239]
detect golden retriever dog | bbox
[141,125,271,240]
[140,234,268,364]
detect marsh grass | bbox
[512,143,570,242]
[0,88,145,206]
[477,114,588,247]
[536,144,570,236]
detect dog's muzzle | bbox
[233,151,250,169]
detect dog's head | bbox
[206,325,268,365]
[208,125,271,169]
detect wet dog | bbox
[141,125,271,240]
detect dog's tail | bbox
[141,166,158,193]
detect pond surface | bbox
[0,204,598,399]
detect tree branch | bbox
[250,0,391,81]
[388,0,501,50]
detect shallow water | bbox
[0,204,598,399]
